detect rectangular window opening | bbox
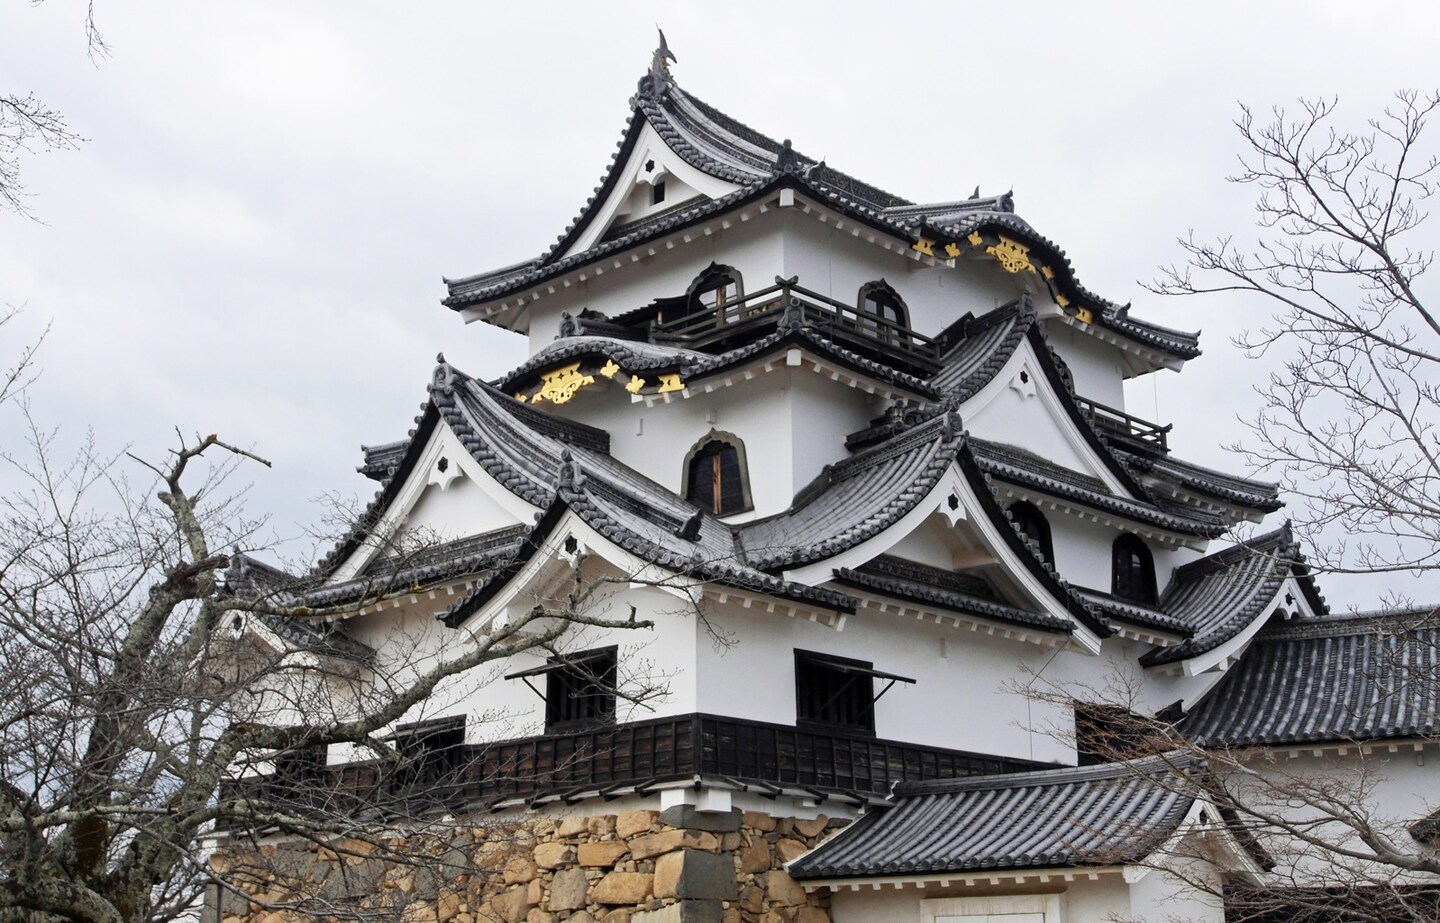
[544,646,619,733]
[651,181,666,205]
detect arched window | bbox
[857,280,908,343]
[686,263,742,319]
[1112,535,1157,604]
[1008,501,1053,565]
[683,432,751,516]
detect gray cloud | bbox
[3,1,1437,605]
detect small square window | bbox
[546,647,618,732]
[795,650,875,735]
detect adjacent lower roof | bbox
[788,753,1206,880]
[1181,608,1440,747]
[1139,525,1327,668]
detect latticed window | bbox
[685,438,747,515]
[857,281,907,342]
[544,647,617,732]
[1112,534,1157,604]
[795,651,876,734]
[392,717,465,789]
[1009,501,1054,565]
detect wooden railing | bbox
[1076,396,1171,453]
[223,714,1040,823]
[650,278,943,376]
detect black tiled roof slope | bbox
[1139,526,1326,667]
[441,69,1199,363]
[789,753,1204,879]
[1182,608,1440,746]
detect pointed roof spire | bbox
[651,27,676,87]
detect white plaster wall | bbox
[1045,635,1225,719]
[694,598,1074,765]
[400,473,521,542]
[828,873,1224,923]
[548,367,878,519]
[963,351,1103,480]
[1247,746,1440,884]
[1043,318,1127,409]
[523,216,786,348]
[333,576,700,755]
[776,211,1025,337]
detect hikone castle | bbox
[219,39,1439,923]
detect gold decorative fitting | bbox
[599,359,621,379]
[535,362,595,406]
[657,373,685,394]
[1075,306,1094,325]
[515,393,528,403]
[1056,294,1071,308]
[943,242,963,259]
[625,376,647,394]
[912,237,936,256]
[1040,265,1055,280]
[967,231,984,246]
[986,236,1036,274]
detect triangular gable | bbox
[961,334,1136,497]
[328,416,541,582]
[561,119,744,259]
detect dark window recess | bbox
[794,650,915,736]
[392,717,465,789]
[544,647,618,732]
[1112,534,1157,604]
[651,181,666,205]
[857,282,908,343]
[1075,702,1162,765]
[687,440,745,515]
[269,745,326,803]
[1009,501,1054,565]
[686,266,740,317]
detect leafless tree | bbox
[0,361,699,923]
[1150,91,1440,584]
[3,1,106,218]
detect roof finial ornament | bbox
[775,139,802,174]
[651,27,676,85]
[970,185,981,199]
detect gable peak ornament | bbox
[651,27,676,84]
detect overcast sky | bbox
[3,1,1438,608]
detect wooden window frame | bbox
[681,430,753,516]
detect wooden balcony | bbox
[224,714,1041,822]
[1076,396,1171,454]
[650,279,943,378]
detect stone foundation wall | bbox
[216,805,846,923]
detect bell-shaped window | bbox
[857,280,908,343]
[684,432,751,516]
[686,263,742,318]
[1008,501,1054,565]
[1112,534,1157,605]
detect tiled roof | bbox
[223,556,375,662]
[738,414,964,570]
[1182,608,1440,746]
[834,555,1074,634]
[789,753,1205,879]
[441,72,1199,364]
[1122,451,1284,513]
[929,299,1034,400]
[969,439,1229,538]
[1140,526,1326,668]
[1077,589,1192,637]
[499,322,940,402]
[358,439,408,482]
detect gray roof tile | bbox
[789,753,1205,879]
[1140,526,1326,668]
[834,555,1074,634]
[1182,608,1440,746]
